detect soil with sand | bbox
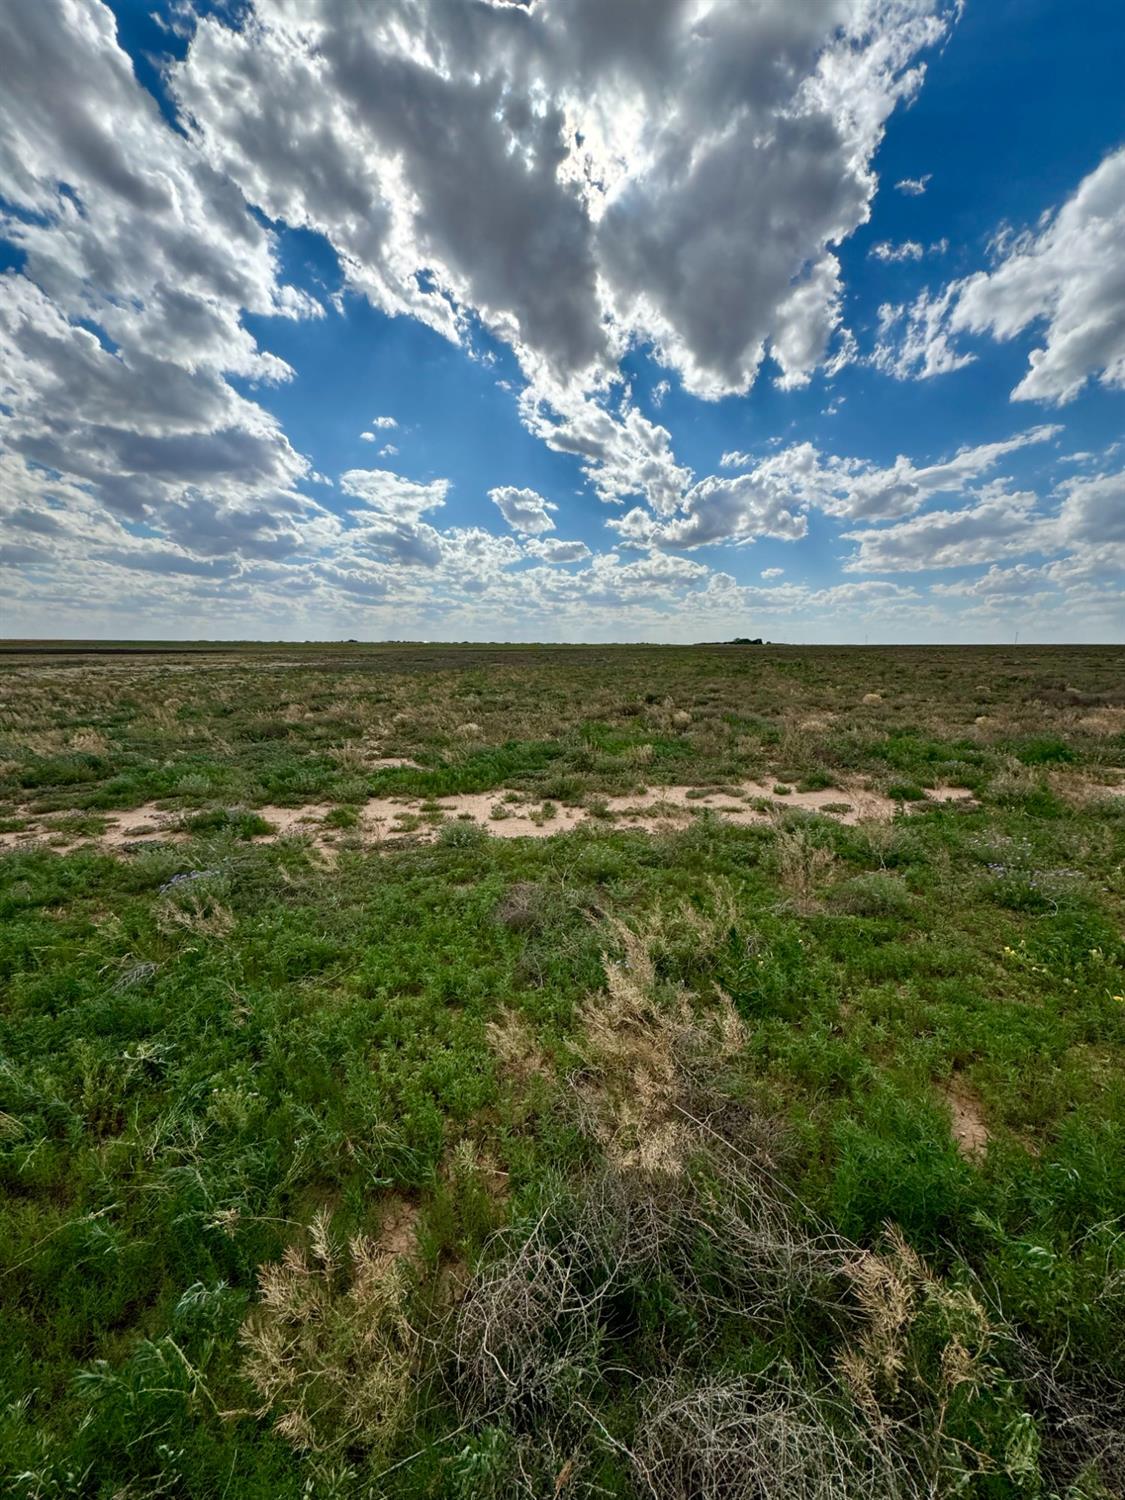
[0,780,981,857]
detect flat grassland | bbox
[1,643,1123,1498]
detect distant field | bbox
[1,644,1123,1497]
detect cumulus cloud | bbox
[636,425,1059,547]
[518,380,693,514]
[171,0,955,411]
[489,485,558,536]
[523,537,591,564]
[7,0,1114,644]
[895,174,931,195]
[0,0,324,567]
[842,485,1048,572]
[876,148,1125,402]
[610,465,809,550]
[809,425,1061,520]
[1054,468,1125,547]
[874,285,975,380]
[339,468,448,519]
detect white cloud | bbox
[1054,468,1125,547]
[876,149,1125,403]
[172,0,955,409]
[0,0,323,564]
[894,174,931,195]
[489,485,558,536]
[869,240,924,262]
[931,563,1052,600]
[813,425,1061,520]
[874,285,975,380]
[609,464,809,551]
[523,537,591,564]
[518,379,694,516]
[339,468,448,519]
[7,1,1115,644]
[842,485,1048,572]
[641,426,1060,547]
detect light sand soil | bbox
[0,781,988,855]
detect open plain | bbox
[1,642,1124,1498]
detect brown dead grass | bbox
[486,1006,552,1087]
[239,1203,421,1454]
[575,912,745,1177]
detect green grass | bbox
[1,643,1123,1496]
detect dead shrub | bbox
[632,1375,911,1500]
[493,881,543,931]
[452,1160,823,1424]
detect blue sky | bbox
[1,0,1123,641]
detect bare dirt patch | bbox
[375,1196,421,1259]
[941,1076,989,1160]
[0,779,979,857]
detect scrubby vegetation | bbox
[1,642,1123,1497]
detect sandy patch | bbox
[928,785,978,804]
[257,804,337,835]
[0,779,979,856]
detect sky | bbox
[0,0,1123,643]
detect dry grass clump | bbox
[240,1207,419,1454]
[1075,706,1125,737]
[836,1229,1044,1493]
[485,1006,551,1086]
[773,824,837,914]
[155,882,235,938]
[574,910,745,1176]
